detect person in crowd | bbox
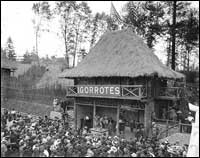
[169,107,177,121]
[151,112,157,122]
[1,108,190,157]
[130,118,136,133]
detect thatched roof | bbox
[1,58,17,70]
[59,29,184,79]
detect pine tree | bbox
[5,37,16,61]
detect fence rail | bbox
[157,120,192,139]
[1,86,67,105]
[157,87,184,98]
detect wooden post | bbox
[139,86,141,98]
[74,98,77,130]
[166,120,169,137]
[179,120,181,133]
[93,100,96,128]
[116,103,120,135]
[144,99,155,137]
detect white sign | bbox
[187,103,199,157]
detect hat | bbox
[131,153,137,157]
[43,150,49,157]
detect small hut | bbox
[59,29,185,136]
[1,58,17,103]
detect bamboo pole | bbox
[74,98,77,130]
[93,100,96,128]
[116,103,120,135]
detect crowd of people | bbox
[1,108,189,157]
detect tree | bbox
[90,12,107,48]
[55,1,77,68]
[163,1,192,70]
[4,37,16,61]
[22,50,32,64]
[1,47,7,59]
[171,1,177,70]
[123,1,166,48]
[71,2,92,67]
[22,48,39,64]
[32,1,52,56]
[177,8,199,71]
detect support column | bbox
[144,99,155,137]
[116,104,120,135]
[74,98,77,130]
[93,100,96,128]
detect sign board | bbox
[90,128,108,137]
[50,111,62,120]
[77,85,120,97]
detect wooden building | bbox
[60,29,185,136]
[1,58,17,103]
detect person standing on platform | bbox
[130,119,135,133]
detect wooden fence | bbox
[2,86,67,105]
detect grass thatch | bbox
[60,29,184,79]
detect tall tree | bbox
[178,8,199,71]
[71,2,92,67]
[32,1,52,56]
[171,1,177,70]
[4,37,16,61]
[90,12,107,48]
[55,1,77,68]
[123,1,166,48]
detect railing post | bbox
[166,120,169,137]
[179,120,182,133]
[121,86,123,97]
[139,86,141,97]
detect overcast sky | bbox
[1,1,199,64]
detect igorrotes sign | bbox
[77,85,121,96]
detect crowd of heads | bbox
[1,108,189,157]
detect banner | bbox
[77,85,120,97]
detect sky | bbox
[1,1,199,64]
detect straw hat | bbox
[131,153,137,157]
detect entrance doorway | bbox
[120,105,145,140]
[77,104,93,129]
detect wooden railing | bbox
[66,85,147,99]
[121,85,147,98]
[157,87,184,99]
[157,119,192,139]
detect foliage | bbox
[22,49,39,64]
[32,1,52,55]
[123,1,166,48]
[1,47,7,59]
[4,37,16,61]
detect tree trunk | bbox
[73,21,81,68]
[171,1,177,70]
[187,49,190,72]
[167,37,171,67]
[36,30,38,56]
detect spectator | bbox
[130,119,135,133]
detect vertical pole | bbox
[139,86,141,98]
[116,103,120,135]
[179,120,181,133]
[93,100,96,128]
[74,98,77,130]
[166,120,169,137]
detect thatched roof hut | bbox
[60,29,184,79]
